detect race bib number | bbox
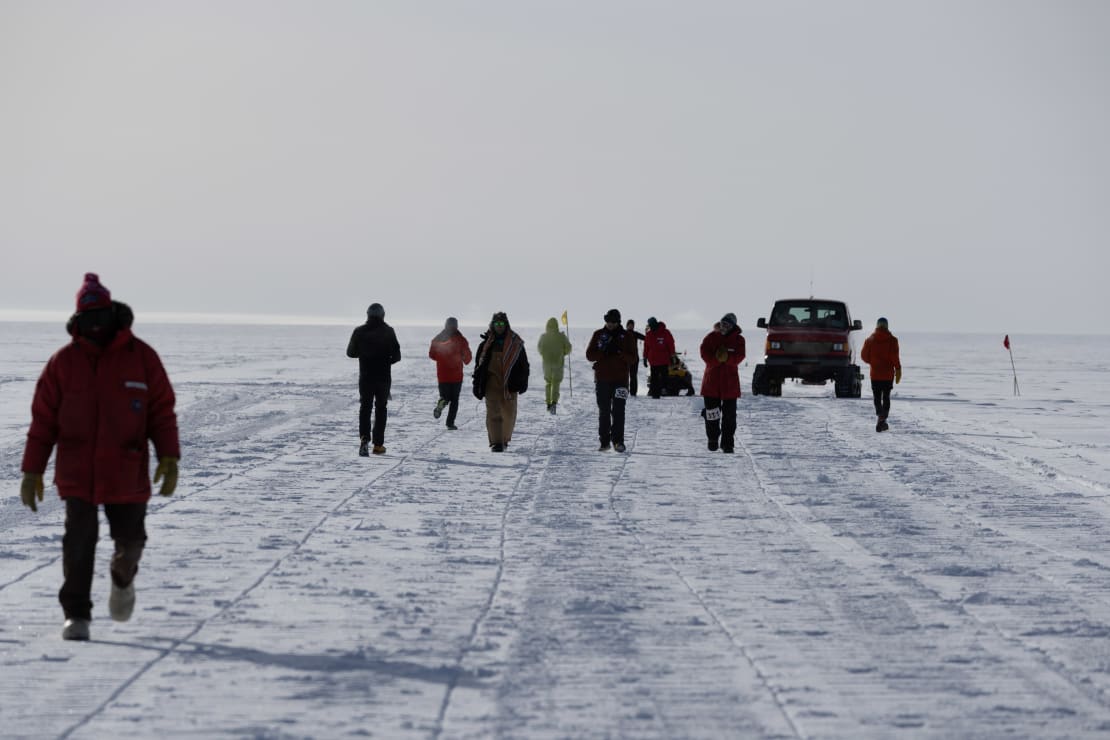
[614,387,629,400]
[704,407,722,421]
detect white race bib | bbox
[704,407,722,421]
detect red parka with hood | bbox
[699,327,746,399]
[643,322,676,366]
[860,327,901,381]
[21,308,180,505]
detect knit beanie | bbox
[76,273,112,312]
[876,317,888,329]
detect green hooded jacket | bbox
[537,317,572,369]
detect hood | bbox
[545,318,560,332]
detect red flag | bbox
[1003,335,1010,350]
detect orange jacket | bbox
[860,328,901,381]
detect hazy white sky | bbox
[2,1,1108,333]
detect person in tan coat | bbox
[860,317,902,432]
[472,312,529,452]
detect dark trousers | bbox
[704,397,738,449]
[871,380,893,419]
[648,365,668,398]
[438,381,462,426]
[60,498,147,620]
[628,363,639,396]
[359,376,391,445]
[595,381,628,445]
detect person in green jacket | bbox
[537,317,572,414]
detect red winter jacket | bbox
[643,324,676,367]
[428,331,472,383]
[860,328,901,381]
[22,328,179,504]
[699,328,746,399]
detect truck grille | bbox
[780,341,831,355]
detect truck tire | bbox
[752,365,769,396]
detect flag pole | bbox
[562,310,573,397]
[1005,335,1020,396]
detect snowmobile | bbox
[662,353,696,396]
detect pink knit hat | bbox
[76,273,111,312]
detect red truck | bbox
[751,298,863,398]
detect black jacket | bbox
[347,318,401,379]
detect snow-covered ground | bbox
[2,321,1110,739]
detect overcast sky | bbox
[2,1,1108,333]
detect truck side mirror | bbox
[756,318,767,328]
[852,320,862,330]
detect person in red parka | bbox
[20,273,180,641]
[699,312,746,453]
[643,317,676,399]
[860,316,902,432]
[428,317,472,430]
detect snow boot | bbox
[708,439,719,451]
[599,442,611,451]
[446,424,458,430]
[549,403,557,415]
[372,444,386,455]
[613,443,626,453]
[433,398,447,419]
[358,438,369,457]
[109,582,136,622]
[62,618,90,641]
[490,443,505,452]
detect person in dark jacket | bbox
[473,312,529,452]
[625,319,646,396]
[643,317,676,399]
[699,312,746,453]
[860,317,902,432]
[20,273,180,641]
[428,317,472,430]
[347,303,401,455]
[585,309,638,452]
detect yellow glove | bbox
[154,457,179,497]
[715,346,728,363]
[895,368,902,384]
[20,473,44,512]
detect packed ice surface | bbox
[2,322,1109,738]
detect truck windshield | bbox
[769,303,847,328]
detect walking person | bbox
[20,273,180,641]
[428,317,472,430]
[537,317,572,414]
[699,313,746,453]
[643,316,676,399]
[860,317,902,432]
[347,302,401,455]
[585,309,637,452]
[625,319,646,396]
[473,312,529,452]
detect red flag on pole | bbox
[1003,335,1010,350]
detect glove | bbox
[895,367,902,384]
[642,357,648,368]
[154,457,179,497]
[20,473,44,512]
[715,346,729,362]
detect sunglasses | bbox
[493,321,507,327]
